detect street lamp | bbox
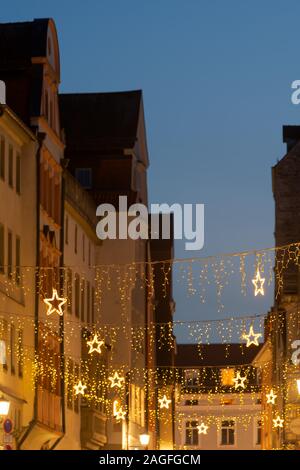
[0,396,10,423]
[139,433,150,450]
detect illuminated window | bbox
[185,421,199,446]
[185,369,199,387]
[8,145,13,188]
[221,420,235,446]
[256,419,262,446]
[221,368,235,386]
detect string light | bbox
[87,334,105,354]
[43,289,67,316]
[242,325,262,347]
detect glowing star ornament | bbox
[158,395,172,409]
[108,372,125,388]
[43,289,67,316]
[252,268,265,296]
[197,422,208,435]
[273,415,284,429]
[74,380,87,396]
[233,371,247,390]
[115,406,126,421]
[266,389,277,405]
[242,325,262,347]
[87,334,104,354]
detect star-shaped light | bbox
[273,415,284,429]
[108,372,125,388]
[115,406,126,421]
[87,334,104,354]
[233,371,247,390]
[266,389,277,405]
[74,380,87,396]
[43,289,67,316]
[158,394,172,409]
[197,422,208,435]
[252,268,265,296]
[242,325,262,347]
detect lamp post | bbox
[139,433,150,450]
[0,396,10,424]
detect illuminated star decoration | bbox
[74,380,87,396]
[252,268,265,296]
[242,325,262,347]
[87,334,104,354]
[43,289,67,316]
[115,406,126,421]
[158,395,172,409]
[197,422,208,435]
[266,389,277,405]
[233,371,247,390]
[108,372,125,388]
[273,415,284,429]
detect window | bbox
[74,364,79,413]
[0,224,4,273]
[185,399,198,406]
[88,241,91,266]
[185,369,199,387]
[65,215,69,245]
[91,287,95,324]
[67,358,74,410]
[67,268,72,314]
[86,281,90,324]
[221,368,235,386]
[82,234,85,262]
[44,90,49,120]
[0,339,6,365]
[75,168,92,189]
[10,324,15,374]
[16,236,21,285]
[221,420,235,446]
[256,419,262,446]
[18,329,23,378]
[8,145,13,188]
[74,224,78,254]
[185,421,199,446]
[74,274,80,318]
[1,319,8,370]
[80,280,85,322]
[0,136,5,180]
[16,152,21,194]
[7,231,12,278]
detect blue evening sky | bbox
[2,1,300,337]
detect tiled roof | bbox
[59,90,142,151]
[176,343,263,367]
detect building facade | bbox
[175,344,262,450]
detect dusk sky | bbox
[2,1,300,335]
